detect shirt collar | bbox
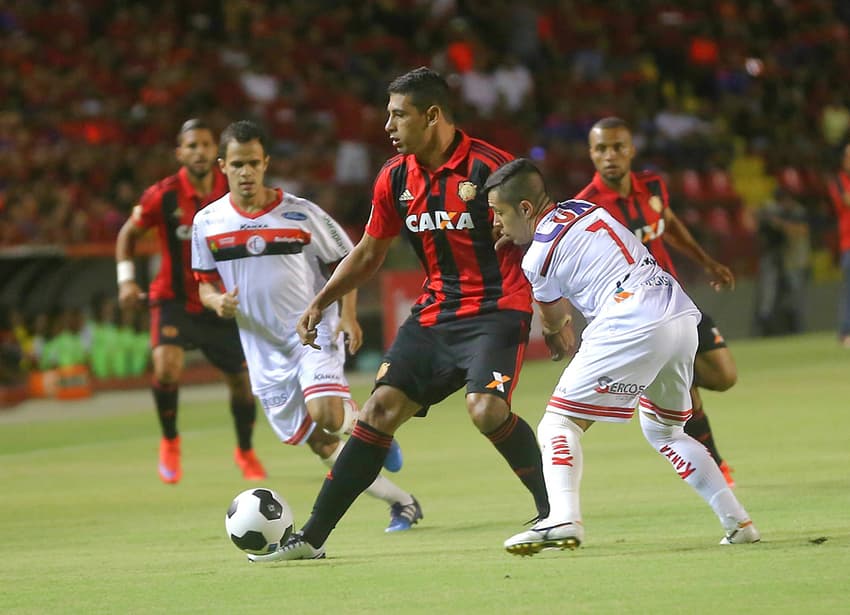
[177,166,227,199]
[591,171,646,198]
[416,129,471,175]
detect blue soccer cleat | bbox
[383,437,403,472]
[386,496,423,533]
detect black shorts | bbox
[697,310,728,354]
[150,300,247,374]
[376,309,531,414]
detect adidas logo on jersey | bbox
[405,210,475,232]
[399,189,415,201]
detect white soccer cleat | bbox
[504,521,584,556]
[247,532,326,562]
[719,520,761,545]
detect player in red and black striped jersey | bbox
[576,117,738,487]
[252,68,549,561]
[115,118,266,484]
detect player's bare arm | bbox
[297,233,393,347]
[115,217,146,310]
[662,208,735,291]
[336,289,363,354]
[537,298,576,361]
[198,281,239,319]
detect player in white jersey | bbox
[483,159,759,554]
[191,120,421,536]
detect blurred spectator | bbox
[754,189,811,336]
[0,0,848,313]
[826,142,850,347]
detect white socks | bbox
[536,411,584,524]
[639,411,750,531]
[321,440,412,506]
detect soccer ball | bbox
[225,488,294,555]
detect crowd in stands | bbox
[2,0,850,389]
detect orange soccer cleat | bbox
[158,436,182,484]
[235,448,267,481]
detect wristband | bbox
[117,260,135,284]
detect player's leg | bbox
[686,312,736,484]
[257,318,448,560]
[198,313,266,480]
[305,426,421,532]
[639,315,758,544]
[300,339,402,472]
[149,302,186,484]
[462,310,550,520]
[293,384,422,553]
[503,329,651,555]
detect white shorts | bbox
[253,340,350,445]
[547,313,698,426]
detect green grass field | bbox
[2,332,849,614]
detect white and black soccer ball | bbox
[225,488,294,555]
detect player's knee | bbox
[639,411,682,448]
[466,394,508,433]
[225,371,253,401]
[694,354,737,391]
[359,396,401,433]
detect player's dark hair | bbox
[219,120,269,158]
[176,118,213,145]
[591,116,631,133]
[388,67,454,123]
[483,158,548,211]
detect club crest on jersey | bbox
[649,195,663,213]
[245,234,267,255]
[457,181,478,202]
[405,210,475,232]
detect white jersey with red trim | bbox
[191,189,353,394]
[521,199,699,336]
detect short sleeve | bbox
[364,166,402,239]
[191,213,217,273]
[132,184,162,230]
[306,202,355,264]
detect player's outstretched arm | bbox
[297,233,393,348]
[662,209,735,291]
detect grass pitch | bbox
[1,332,848,614]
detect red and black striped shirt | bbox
[827,171,850,252]
[366,130,532,326]
[131,166,228,312]
[575,170,678,278]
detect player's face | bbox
[589,126,635,186]
[489,190,532,245]
[385,93,431,155]
[176,129,217,179]
[219,139,269,203]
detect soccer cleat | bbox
[504,521,584,556]
[158,436,181,484]
[247,532,325,562]
[720,520,761,545]
[386,496,423,532]
[719,460,736,488]
[234,448,267,480]
[383,438,404,472]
